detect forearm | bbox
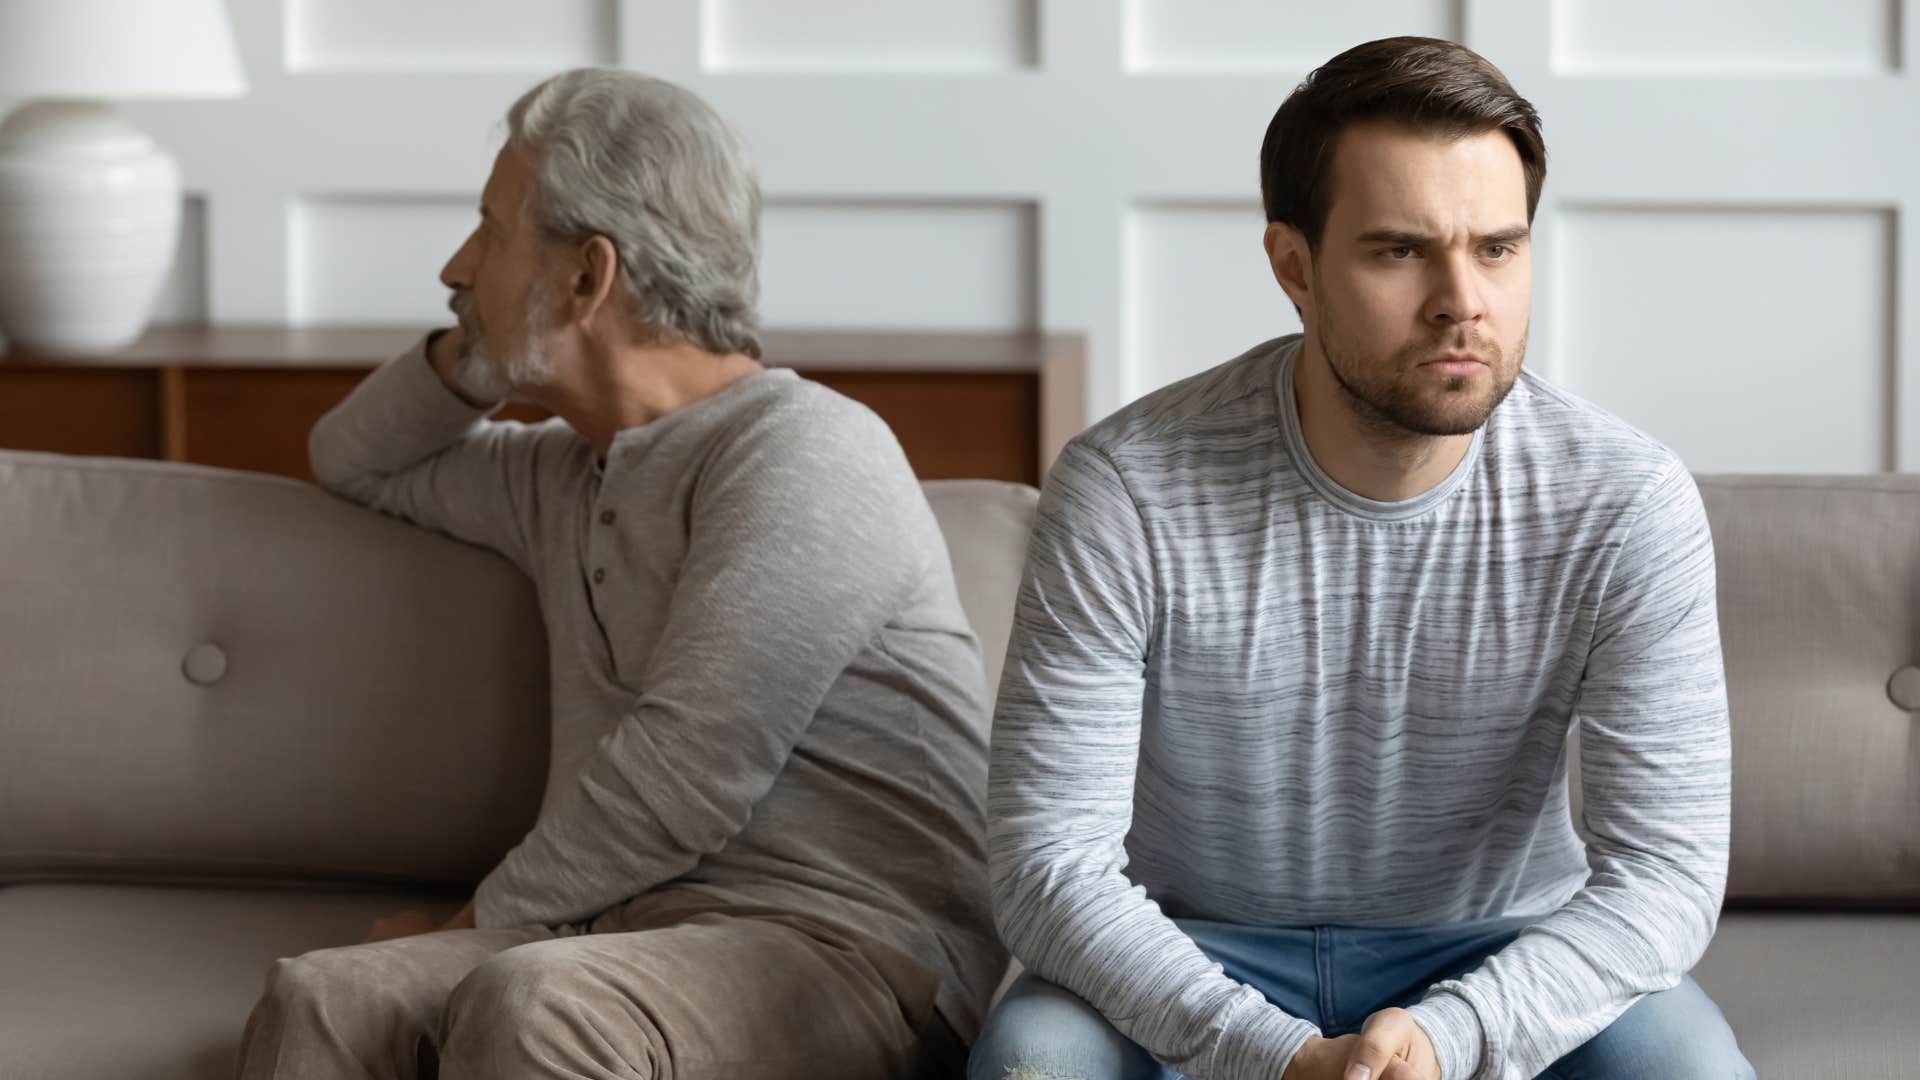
[307,331,496,502]
[992,842,1319,1079]
[990,674,1319,1079]
[1406,858,1723,1080]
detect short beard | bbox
[1315,276,1524,439]
[446,284,557,403]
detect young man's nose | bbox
[1426,254,1486,326]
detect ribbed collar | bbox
[596,367,798,477]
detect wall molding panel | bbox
[285,0,617,72]
[110,0,1919,470]
[702,0,1038,72]
[1554,203,1896,473]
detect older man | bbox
[235,68,1002,1079]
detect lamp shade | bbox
[0,0,246,100]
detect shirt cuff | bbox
[1405,990,1485,1080]
[1211,996,1320,1080]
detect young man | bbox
[974,38,1753,1080]
[235,69,1003,1078]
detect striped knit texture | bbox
[988,335,1731,1080]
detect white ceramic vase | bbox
[0,100,181,353]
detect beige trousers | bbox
[235,892,962,1079]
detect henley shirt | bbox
[309,338,1006,1038]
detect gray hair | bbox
[506,68,763,358]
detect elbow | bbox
[306,416,344,489]
[985,830,1079,964]
[306,415,374,500]
[987,867,1041,966]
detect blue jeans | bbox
[968,914,1754,1079]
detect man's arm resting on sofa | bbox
[308,328,547,572]
[1400,462,1732,1080]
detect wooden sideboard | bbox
[0,326,1084,486]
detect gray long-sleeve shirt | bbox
[309,338,1006,1038]
[989,334,1731,1080]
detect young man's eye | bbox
[1485,244,1509,259]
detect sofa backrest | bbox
[1696,475,1920,906]
[0,451,551,889]
[9,451,1911,907]
[0,454,1041,892]
[922,480,1040,710]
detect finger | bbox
[1346,1012,1411,1080]
[1342,1038,1399,1080]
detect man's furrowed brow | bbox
[1477,225,1532,246]
[1352,225,1532,246]
[1354,228,1435,247]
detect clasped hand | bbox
[1282,1008,1441,1080]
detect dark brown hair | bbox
[1260,37,1546,250]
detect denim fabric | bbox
[969,915,1754,1079]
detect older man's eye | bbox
[1388,246,1416,259]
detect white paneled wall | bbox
[288,197,474,323]
[1552,0,1899,75]
[759,201,1038,330]
[1125,0,1462,71]
[284,0,617,72]
[1124,202,1300,391]
[703,0,1039,71]
[103,0,1919,471]
[1554,206,1894,473]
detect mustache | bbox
[1404,332,1497,362]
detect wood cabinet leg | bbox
[160,365,187,462]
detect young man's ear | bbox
[568,234,621,326]
[1263,221,1313,320]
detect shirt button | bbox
[600,509,616,525]
[592,568,607,585]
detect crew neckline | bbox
[1273,336,1484,522]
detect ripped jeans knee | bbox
[967,975,1174,1080]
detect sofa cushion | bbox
[0,882,463,1079]
[1693,910,1920,1077]
[0,452,549,888]
[1695,476,1920,903]
[922,479,1039,707]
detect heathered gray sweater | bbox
[309,338,1006,1039]
[989,334,1730,1080]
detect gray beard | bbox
[452,339,514,404]
[448,296,556,404]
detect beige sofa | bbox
[0,450,1915,1077]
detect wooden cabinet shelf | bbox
[0,326,1083,486]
